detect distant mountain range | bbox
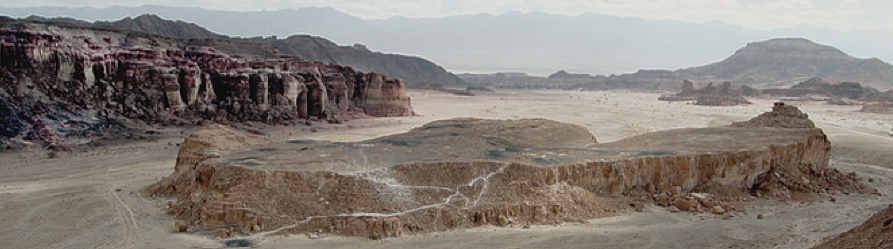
[4,5,893,78]
[21,14,467,87]
[462,38,893,90]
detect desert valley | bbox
[2,4,893,249]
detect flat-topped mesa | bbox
[143,104,872,239]
[0,20,413,149]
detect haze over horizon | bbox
[2,0,891,32]
[3,1,893,77]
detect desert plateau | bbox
[2,89,893,248]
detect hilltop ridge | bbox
[35,14,468,87]
[677,38,893,88]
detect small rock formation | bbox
[731,102,816,128]
[458,70,664,91]
[862,101,893,114]
[414,84,475,96]
[761,77,882,104]
[548,70,592,79]
[861,89,893,114]
[0,18,413,150]
[143,103,872,239]
[465,85,494,93]
[659,80,753,106]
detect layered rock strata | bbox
[144,103,869,239]
[0,19,412,150]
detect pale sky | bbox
[3,0,892,32]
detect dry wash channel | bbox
[143,102,873,239]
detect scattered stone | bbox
[712,206,726,214]
[757,214,764,219]
[174,220,189,232]
[722,213,733,220]
[676,200,695,211]
[215,228,231,238]
[223,239,255,248]
[631,201,645,212]
[497,214,510,226]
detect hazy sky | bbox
[4,0,892,32]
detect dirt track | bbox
[1,90,891,249]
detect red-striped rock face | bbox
[0,21,413,150]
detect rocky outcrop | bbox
[0,18,412,150]
[862,101,893,114]
[459,70,663,91]
[143,103,870,239]
[548,70,591,79]
[760,77,882,104]
[659,80,752,106]
[860,90,893,114]
[812,204,893,249]
[731,102,816,128]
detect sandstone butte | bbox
[144,102,874,239]
[0,19,413,150]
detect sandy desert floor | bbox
[1,89,892,249]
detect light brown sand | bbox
[1,89,891,249]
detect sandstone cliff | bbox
[143,103,872,239]
[0,18,412,150]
